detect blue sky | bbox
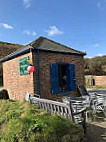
[0,0,106,58]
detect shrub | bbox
[0,89,9,99]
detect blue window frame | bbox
[50,63,76,94]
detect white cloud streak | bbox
[0,23,13,29]
[97,0,106,9]
[23,0,31,8]
[97,2,101,8]
[23,30,30,35]
[86,56,92,58]
[23,30,36,36]
[93,43,100,48]
[45,26,63,36]
[97,54,103,57]
[32,31,36,36]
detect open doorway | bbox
[91,78,95,86]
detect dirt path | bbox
[82,114,106,142]
[82,89,106,142]
[88,89,106,94]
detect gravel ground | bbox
[82,119,106,142]
[82,89,106,142]
[88,89,106,94]
[0,87,3,91]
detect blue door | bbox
[68,64,76,91]
[50,63,59,94]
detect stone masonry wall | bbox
[3,53,34,99]
[94,76,106,87]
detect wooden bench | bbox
[77,85,89,96]
[28,95,86,133]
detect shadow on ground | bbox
[82,123,106,142]
[82,111,106,142]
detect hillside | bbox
[0,100,83,142]
[84,56,106,75]
[0,41,22,59]
[0,41,22,86]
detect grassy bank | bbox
[86,86,106,90]
[0,100,83,142]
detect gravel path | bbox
[82,120,106,142]
[88,89,106,94]
[81,89,106,142]
[0,87,3,91]
[82,89,106,142]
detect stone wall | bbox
[85,75,106,88]
[94,76,106,87]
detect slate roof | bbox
[0,36,86,62]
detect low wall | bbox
[94,76,106,87]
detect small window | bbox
[50,63,76,94]
[91,78,95,86]
[58,64,68,91]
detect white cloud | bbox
[23,30,36,36]
[97,54,103,57]
[23,0,31,8]
[97,0,106,9]
[23,30,30,35]
[85,56,92,58]
[93,43,100,48]
[32,31,36,36]
[97,2,101,8]
[0,23,13,29]
[45,26,64,36]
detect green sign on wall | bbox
[19,57,29,75]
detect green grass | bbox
[0,100,83,142]
[86,85,106,89]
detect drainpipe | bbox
[37,49,41,97]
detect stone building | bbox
[0,37,86,101]
[85,75,106,88]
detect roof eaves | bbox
[0,36,86,63]
[0,48,30,63]
[36,48,86,56]
[35,36,86,55]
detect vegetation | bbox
[0,41,22,59]
[0,41,22,87]
[84,56,106,75]
[0,64,3,87]
[0,100,83,142]
[0,41,21,45]
[0,89,9,99]
[86,83,106,89]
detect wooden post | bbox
[82,111,86,134]
[67,101,73,121]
